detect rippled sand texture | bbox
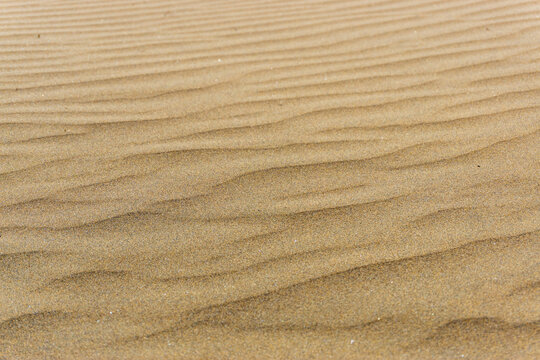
[1,0,540,359]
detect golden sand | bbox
[0,0,539,359]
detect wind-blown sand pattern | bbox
[1,0,540,359]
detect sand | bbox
[0,0,539,359]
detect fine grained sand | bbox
[1,0,539,359]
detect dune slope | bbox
[0,0,539,359]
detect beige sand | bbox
[1,0,539,359]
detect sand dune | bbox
[1,0,539,359]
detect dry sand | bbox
[1,0,539,359]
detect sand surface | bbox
[1,0,539,359]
